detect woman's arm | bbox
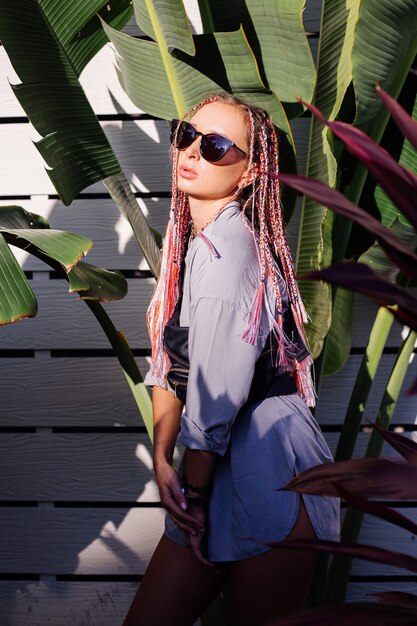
[152,385,182,467]
[151,386,205,535]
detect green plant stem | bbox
[335,306,394,462]
[85,299,153,440]
[144,0,187,115]
[325,326,416,605]
[103,173,162,279]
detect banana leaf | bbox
[305,0,417,370]
[205,0,316,116]
[0,0,161,277]
[101,11,294,135]
[294,0,361,361]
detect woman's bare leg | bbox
[122,534,227,626]
[229,496,318,626]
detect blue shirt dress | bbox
[144,200,340,562]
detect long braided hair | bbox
[146,94,315,406]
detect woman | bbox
[123,95,340,626]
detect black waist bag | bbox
[163,299,305,404]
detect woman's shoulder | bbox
[189,209,260,308]
[209,208,255,262]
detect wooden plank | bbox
[303,0,322,32]
[0,118,310,196]
[0,120,172,196]
[352,292,416,349]
[6,197,169,271]
[0,579,413,626]
[0,277,153,349]
[0,356,150,427]
[0,580,140,626]
[0,432,160,501]
[0,431,408,501]
[0,580,202,626]
[0,505,416,578]
[0,352,414,427]
[0,507,164,575]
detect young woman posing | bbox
[123,95,340,626]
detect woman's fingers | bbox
[163,491,205,531]
[186,533,217,569]
[168,512,200,535]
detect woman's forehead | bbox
[191,102,248,146]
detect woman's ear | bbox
[239,162,259,189]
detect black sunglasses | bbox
[170,119,246,163]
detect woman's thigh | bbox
[229,495,318,626]
[122,534,227,626]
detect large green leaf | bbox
[0,233,37,324]
[0,0,161,277]
[103,5,293,137]
[0,0,126,205]
[38,0,133,77]
[103,13,296,219]
[134,0,195,56]
[101,18,218,119]
[68,261,127,301]
[0,205,49,230]
[208,0,316,115]
[295,0,360,359]
[352,0,417,134]
[322,287,355,376]
[2,228,92,272]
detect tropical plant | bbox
[279,85,417,608]
[270,426,417,625]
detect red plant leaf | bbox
[303,263,417,332]
[279,173,417,280]
[281,458,417,499]
[376,84,417,152]
[373,591,417,611]
[267,539,417,574]
[366,419,417,465]
[298,97,417,230]
[331,481,417,535]
[269,602,417,625]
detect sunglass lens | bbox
[201,135,229,162]
[171,121,195,150]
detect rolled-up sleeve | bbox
[143,369,167,390]
[178,296,263,455]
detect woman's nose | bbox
[184,136,201,159]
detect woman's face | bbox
[175,101,250,203]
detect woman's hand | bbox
[184,506,216,569]
[154,459,205,535]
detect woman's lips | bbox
[179,165,198,179]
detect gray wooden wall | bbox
[0,1,416,623]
